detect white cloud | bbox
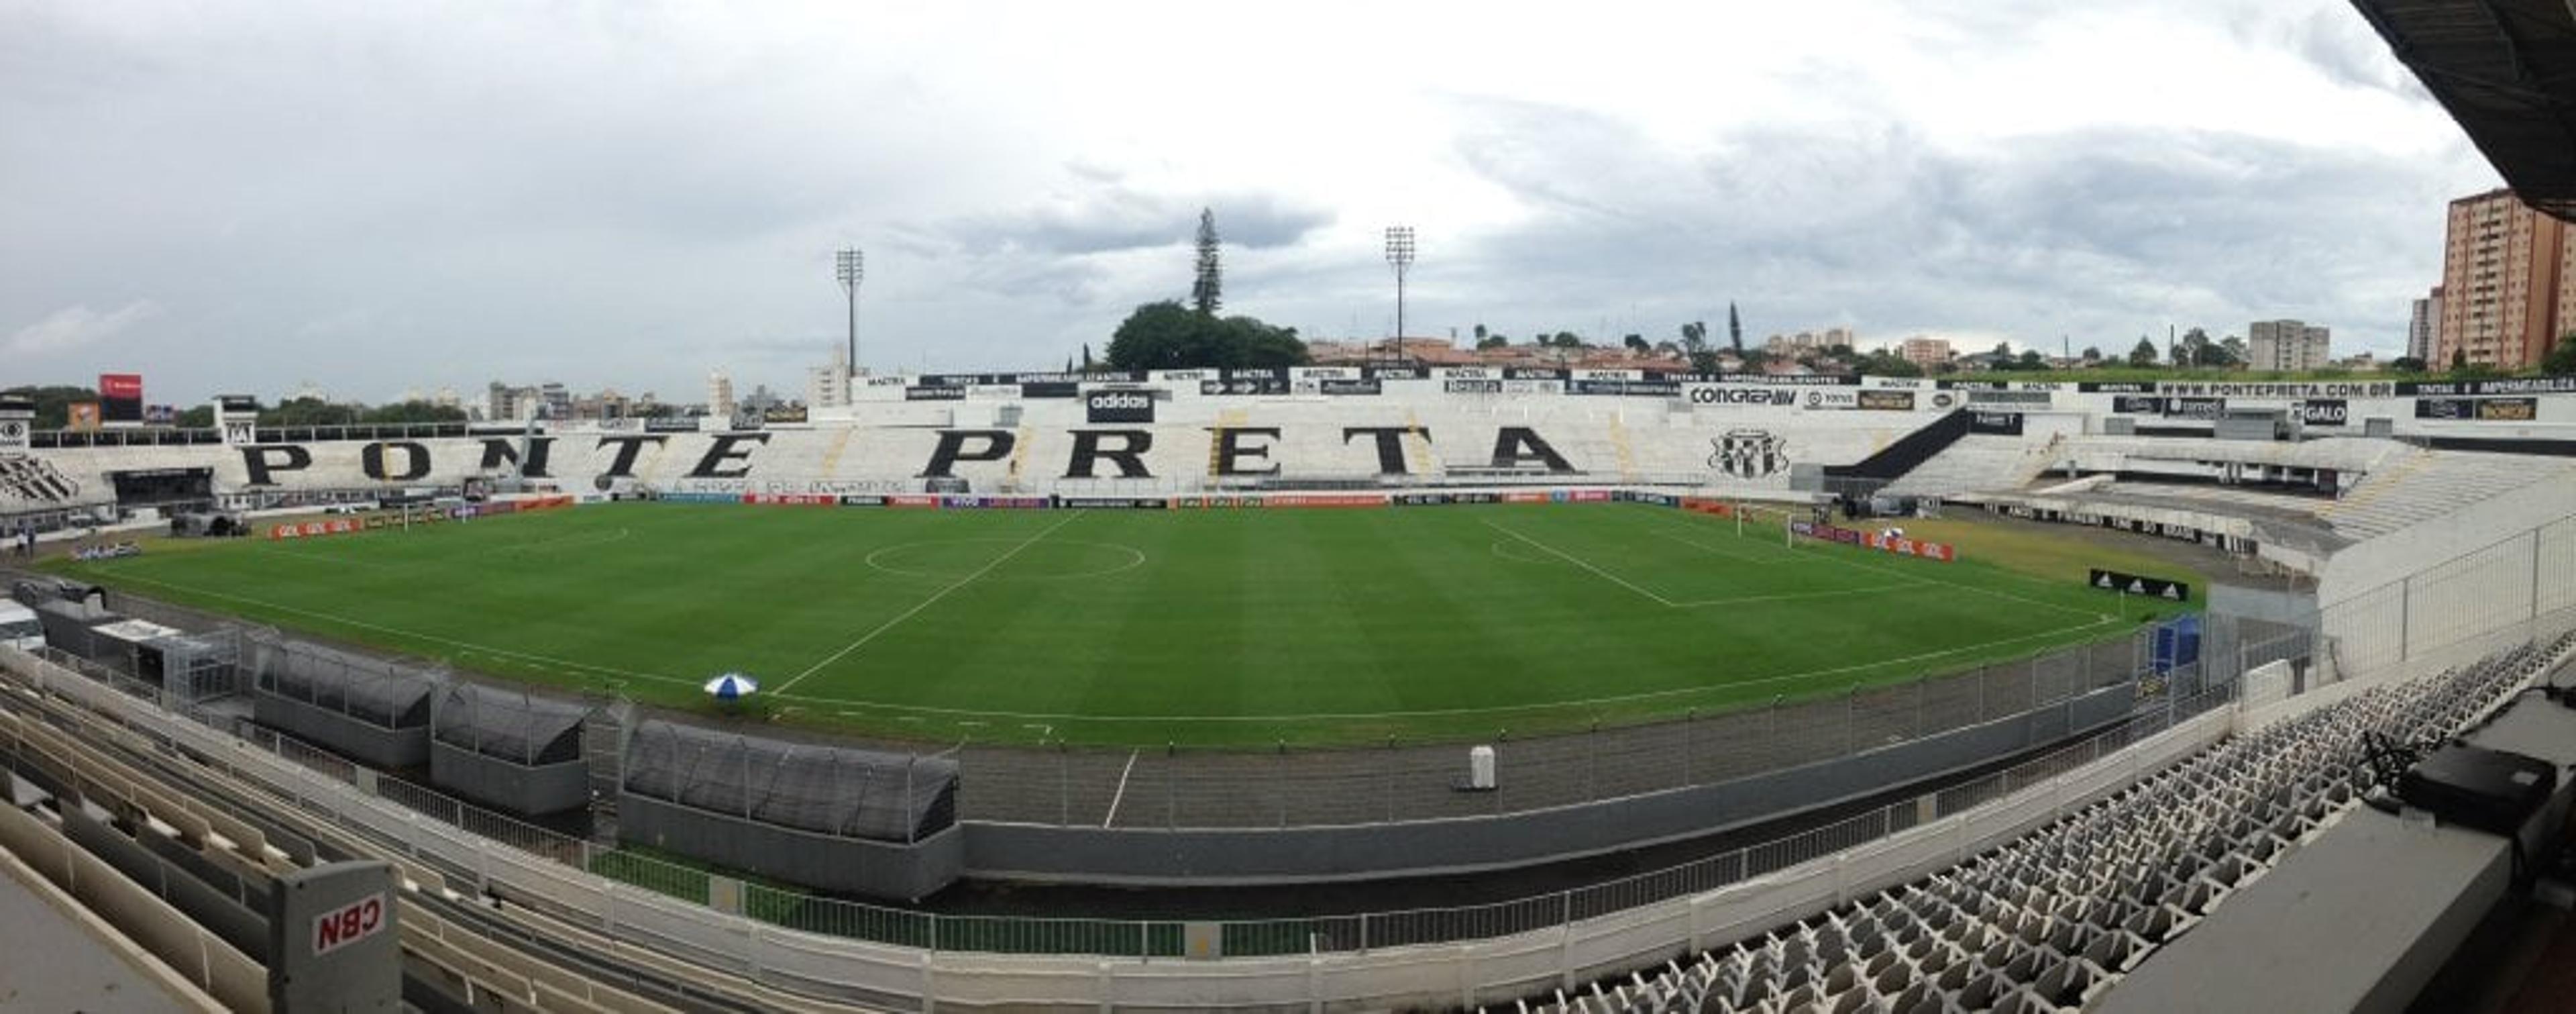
[0,1,2505,402]
[5,301,160,356]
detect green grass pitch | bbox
[48,503,2196,746]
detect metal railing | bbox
[158,660,2243,960]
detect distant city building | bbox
[740,384,784,415]
[2247,320,2332,372]
[482,381,543,421]
[1898,336,1952,368]
[2436,188,2564,369]
[708,371,736,419]
[1823,326,1856,348]
[2408,288,2440,362]
[808,346,852,409]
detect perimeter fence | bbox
[0,640,2244,960]
[957,618,2289,829]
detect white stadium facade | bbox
[4,362,2576,1009]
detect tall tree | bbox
[1727,303,1744,355]
[1190,208,1222,317]
[1106,300,1309,370]
[2545,334,2576,375]
[1081,343,1095,372]
[2128,337,2160,368]
[1679,321,1717,374]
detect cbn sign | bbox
[313,891,388,956]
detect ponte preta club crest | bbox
[1709,429,1788,480]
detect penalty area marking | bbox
[1483,518,1680,607]
[776,511,1085,693]
[1488,538,1928,608]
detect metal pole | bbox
[1385,737,1395,823]
[1683,707,1695,788]
[2532,528,2544,623]
[2400,576,2412,661]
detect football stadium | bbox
[6,5,2576,1013]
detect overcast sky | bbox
[0,1,2502,406]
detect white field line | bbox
[775,511,1085,693]
[1650,528,1792,565]
[83,570,695,687]
[1664,581,1935,609]
[1102,750,1140,828]
[1482,518,1677,607]
[771,614,2125,723]
[1786,534,2112,621]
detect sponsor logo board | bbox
[1968,411,2025,436]
[1688,385,1795,405]
[2088,568,2190,601]
[1085,391,1157,423]
[2165,397,2225,420]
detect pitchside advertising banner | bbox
[1790,519,1956,562]
[99,373,142,424]
[2298,399,2349,426]
[2112,395,2169,415]
[1857,391,1916,411]
[2088,568,2190,602]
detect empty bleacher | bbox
[1877,435,2060,498]
[1535,633,2567,1013]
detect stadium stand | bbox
[1876,434,2061,499]
[1545,633,2567,1013]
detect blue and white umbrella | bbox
[703,672,759,702]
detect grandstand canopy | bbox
[2353,0,2576,219]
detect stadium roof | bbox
[2353,0,2576,219]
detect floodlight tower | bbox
[835,247,865,373]
[1384,225,1416,362]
